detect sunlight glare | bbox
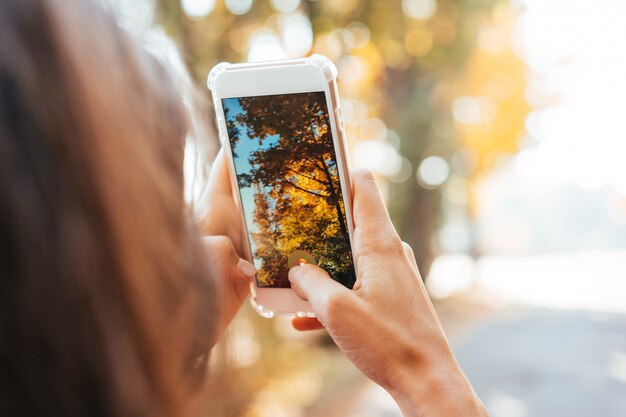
[511,0,626,194]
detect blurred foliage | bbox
[153,0,528,415]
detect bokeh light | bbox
[402,0,437,20]
[279,14,313,56]
[405,27,433,57]
[418,156,450,188]
[181,0,216,19]
[225,0,253,16]
[247,28,287,61]
[389,157,413,183]
[358,118,387,141]
[271,0,300,14]
[345,22,370,49]
[353,140,402,177]
[452,96,483,125]
[427,254,476,299]
[336,55,367,84]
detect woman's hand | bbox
[201,149,255,338]
[289,171,487,417]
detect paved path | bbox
[326,301,626,417]
[454,308,626,417]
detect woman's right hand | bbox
[288,171,487,417]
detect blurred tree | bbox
[152,1,527,415]
[454,9,529,225]
[154,0,523,276]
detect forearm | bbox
[386,351,488,417]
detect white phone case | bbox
[208,55,354,317]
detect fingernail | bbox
[237,258,256,277]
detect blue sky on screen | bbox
[222,97,279,267]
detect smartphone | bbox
[208,55,356,317]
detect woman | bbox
[0,0,487,416]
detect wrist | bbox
[385,347,487,417]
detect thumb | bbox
[288,264,350,319]
[351,170,402,257]
[202,236,256,282]
[207,147,233,197]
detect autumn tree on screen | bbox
[224,105,240,157]
[250,186,286,286]
[238,92,354,288]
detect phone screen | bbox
[222,91,356,289]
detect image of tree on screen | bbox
[223,92,355,288]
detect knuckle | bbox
[217,235,235,251]
[207,235,236,257]
[324,290,349,316]
[383,234,404,254]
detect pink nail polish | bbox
[237,258,256,277]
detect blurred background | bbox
[110,0,626,415]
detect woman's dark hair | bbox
[0,0,217,415]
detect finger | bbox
[351,170,402,252]
[207,148,232,197]
[402,241,420,275]
[291,317,325,331]
[288,264,350,317]
[202,236,256,282]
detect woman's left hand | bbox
[200,148,255,338]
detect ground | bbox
[305,290,626,417]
